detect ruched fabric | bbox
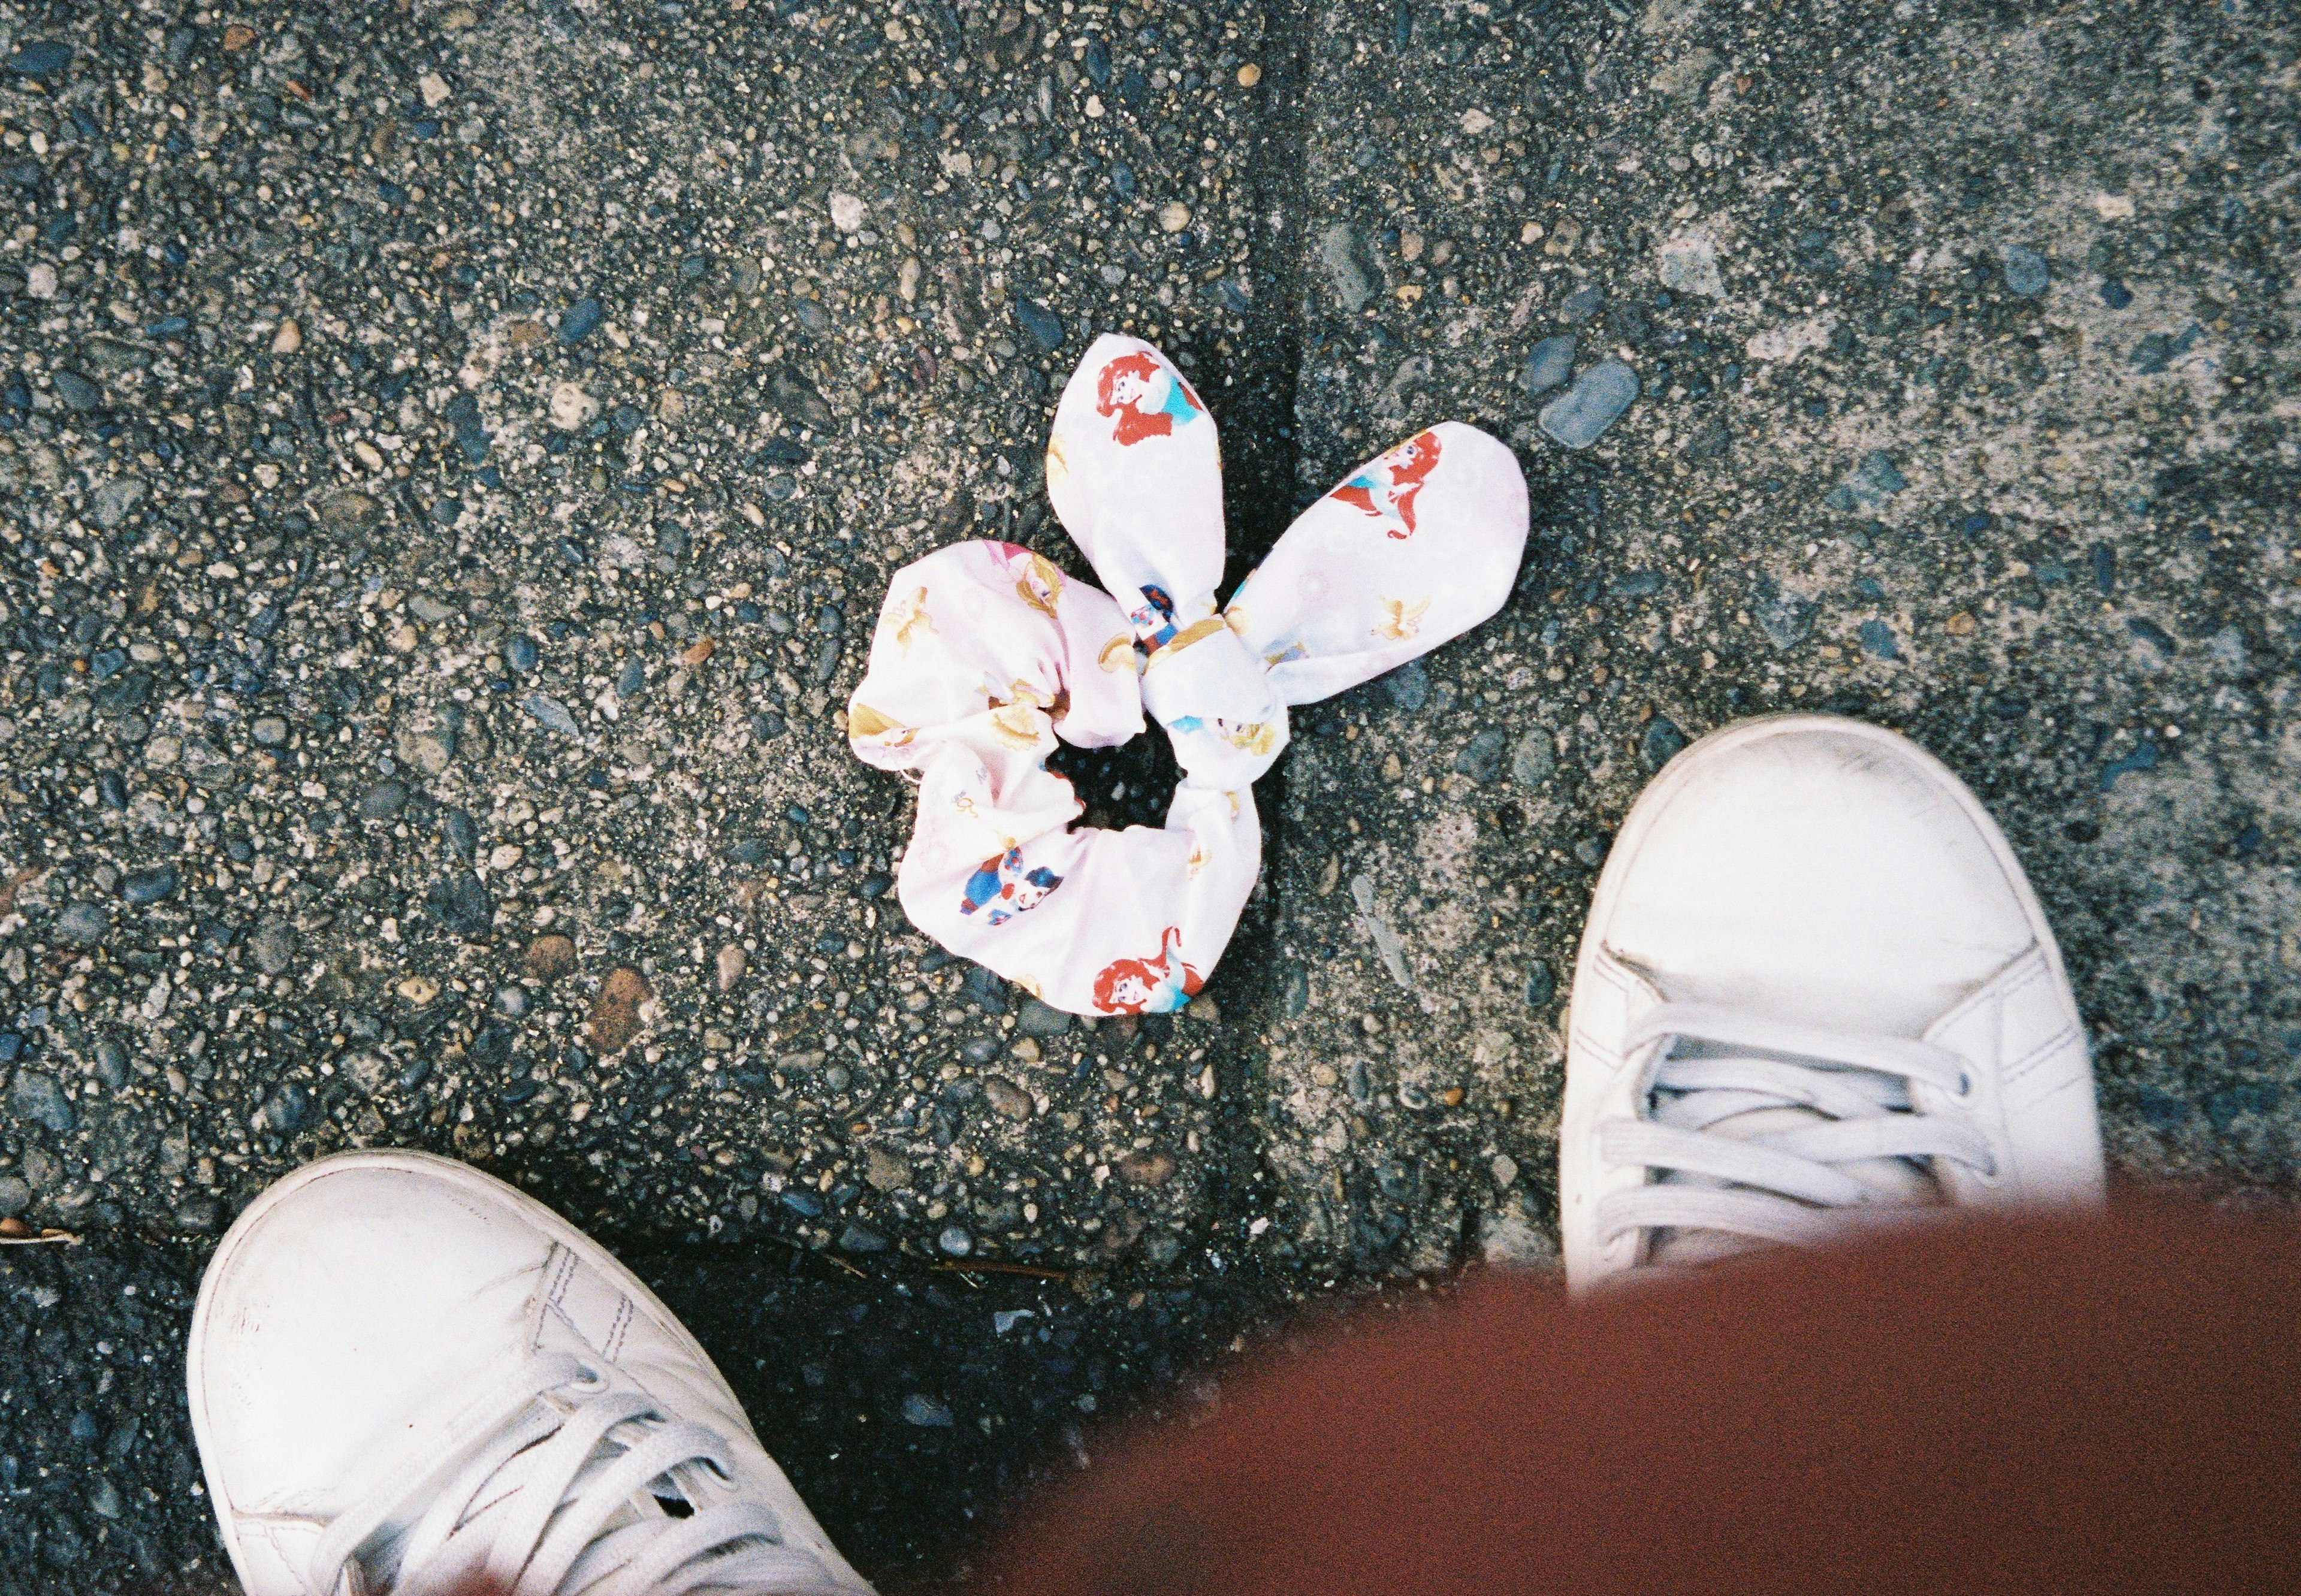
[848,334,1528,1016]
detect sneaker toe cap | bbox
[192,1160,554,1517]
[1601,722,2041,1030]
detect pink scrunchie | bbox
[849,335,1527,1016]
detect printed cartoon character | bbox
[1129,585,1225,661]
[981,677,1069,746]
[884,586,937,652]
[959,848,1064,926]
[1098,634,1140,675]
[1092,926,1204,1015]
[1014,551,1067,621]
[1170,715,1280,758]
[847,702,912,745]
[1095,350,1205,446]
[1332,428,1443,539]
[1375,596,1431,642]
[1130,584,1180,650]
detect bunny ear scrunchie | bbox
[848,334,1529,1017]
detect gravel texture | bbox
[0,0,2296,1588]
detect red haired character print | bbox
[1095,350,1206,446]
[1331,428,1443,539]
[1091,926,1204,1015]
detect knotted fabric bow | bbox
[848,334,1528,1016]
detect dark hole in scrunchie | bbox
[1046,720,1183,834]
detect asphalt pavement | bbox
[1,0,2296,1588]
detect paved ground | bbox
[0,0,2294,1588]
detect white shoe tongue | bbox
[1647,1103,1941,1268]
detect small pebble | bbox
[1511,730,1556,785]
[441,808,479,860]
[901,1394,956,1428]
[526,935,579,983]
[360,781,410,821]
[7,39,72,77]
[56,902,110,945]
[558,297,603,346]
[1538,359,1639,449]
[837,1220,889,1253]
[1453,727,1508,783]
[1656,232,1724,298]
[1014,296,1065,352]
[1524,960,1555,1009]
[53,370,103,411]
[1317,223,1375,312]
[1281,961,1310,1019]
[2001,244,2050,297]
[1017,998,1072,1036]
[1559,283,1605,325]
[524,693,582,737]
[121,865,180,905]
[984,1077,1035,1120]
[1641,716,1687,769]
[1517,335,1576,395]
[9,1071,73,1134]
[1385,660,1429,712]
[249,918,298,976]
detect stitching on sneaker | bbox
[605,1293,634,1363]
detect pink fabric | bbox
[848,334,1527,1015]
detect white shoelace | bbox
[307,1351,847,1596]
[1600,1001,1998,1266]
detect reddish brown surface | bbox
[973,1206,2301,1596]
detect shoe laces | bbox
[307,1351,849,1596]
[1599,1000,1999,1268]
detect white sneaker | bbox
[187,1150,876,1596]
[1561,715,2106,1293]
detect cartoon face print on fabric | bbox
[1095,349,1206,446]
[1331,428,1442,539]
[959,847,1064,926]
[1129,584,1181,649]
[1092,927,1203,1015]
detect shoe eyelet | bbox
[569,1364,609,1393]
[1953,1070,1974,1100]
